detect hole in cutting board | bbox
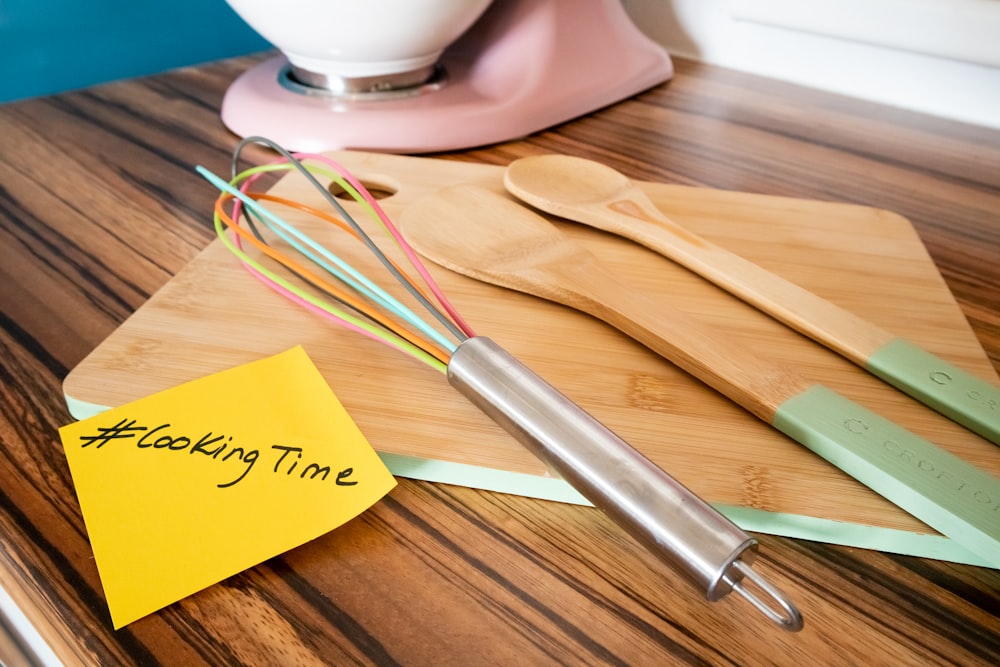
[328,177,397,201]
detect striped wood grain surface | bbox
[1,54,998,665]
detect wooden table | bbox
[1,53,998,666]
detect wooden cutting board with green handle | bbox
[63,150,1000,567]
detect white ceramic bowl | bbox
[226,0,494,79]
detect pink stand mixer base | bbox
[220,0,673,153]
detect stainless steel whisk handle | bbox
[447,336,803,631]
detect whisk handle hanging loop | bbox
[447,336,803,631]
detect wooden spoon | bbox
[400,184,1000,568]
[503,154,1000,446]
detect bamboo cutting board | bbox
[63,151,1000,566]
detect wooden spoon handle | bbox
[599,194,1000,446]
[541,256,813,422]
[592,194,894,362]
[544,260,1000,568]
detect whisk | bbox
[196,136,804,631]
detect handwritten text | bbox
[78,418,357,489]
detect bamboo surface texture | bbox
[62,149,1000,553]
[1,53,999,665]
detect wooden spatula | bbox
[503,154,1000,446]
[400,184,1000,568]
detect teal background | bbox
[0,0,270,103]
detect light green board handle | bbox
[774,385,1000,569]
[867,338,1000,445]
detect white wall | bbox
[622,0,1000,130]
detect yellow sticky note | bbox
[59,346,396,628]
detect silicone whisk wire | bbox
[213,189,453,367]
[233,136,475,340]
[196,139,474,373]
[206,172,456,356]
